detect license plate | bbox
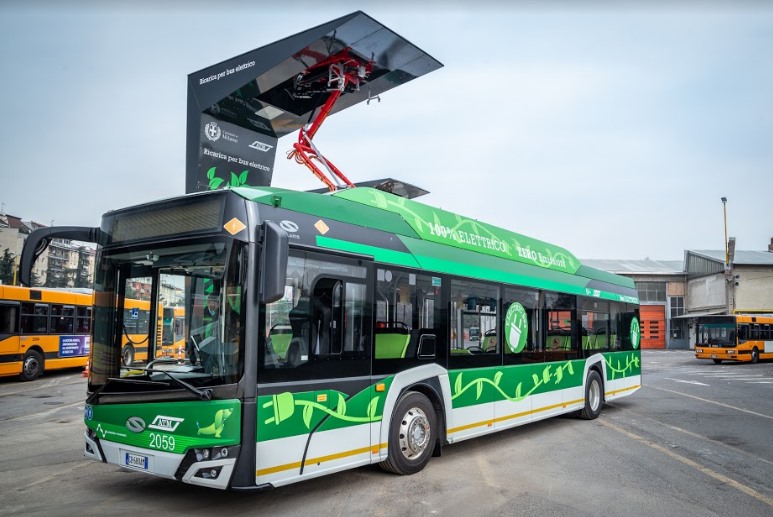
[124,451,150,470]
[710,354,717,359]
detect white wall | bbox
[686,273,726,311]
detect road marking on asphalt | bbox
[600,419,773,508]
[665,378,709,386]
[3,400,83,422]
[650,385,773,420]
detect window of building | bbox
[635,281,666,302]
[670,296,685,318]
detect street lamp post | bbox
[721,196,728,268]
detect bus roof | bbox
[232,186,638,303]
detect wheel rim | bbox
[398,406,431,461]
[589,378,601,411]
[24,355,40,378]
[123,348,133,366]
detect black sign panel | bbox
[196,114,277,192]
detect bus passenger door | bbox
[257,252,372,486]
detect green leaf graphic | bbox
[454,372,463,395]
[230,172,239,187]
[207,167,216,180]
[239,170,248,185]
[367,396,380,419]
[302,404,313,429]
[209,177,224,190]
[337,393,347,416]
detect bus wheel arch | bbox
[578,368,604,420]
[381,390,438,475]
[751,347,760,364]
[122,344,135,367]
[20,348,44,381]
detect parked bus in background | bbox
[695,314,773,364]
[160,306,186,360]
[0,285,92,381]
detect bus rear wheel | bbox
[381,391,436,475]
[20,349,44,381]
[751,347,759,364]
[579,370,603,420]
[122,345,135,367]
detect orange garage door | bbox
[640,305,666,349]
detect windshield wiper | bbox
[148,369,213,401]
[86,376,170,405]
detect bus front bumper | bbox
[83,429,237,489]
[695,347,740,361]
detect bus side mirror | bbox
[258,221,288,304]
[19,226,102,286]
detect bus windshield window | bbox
[696,321,736,347]
[91,239,245,389]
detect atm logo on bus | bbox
[148,415,185,432]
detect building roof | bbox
[581,259,684,275]
[688,250,773,266]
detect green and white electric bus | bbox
[20,185,640,490]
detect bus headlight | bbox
[695,349,703,353]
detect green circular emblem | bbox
[505,302,528,353]
[630,316,640,349]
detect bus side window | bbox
[0,304,19,334]
[738,324,749,343]
[21,303,49,334]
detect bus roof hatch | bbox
[186,11,443,194]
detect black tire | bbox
[122,344,135,367]
[579,370,603,420]
[381,391,437,475]
[751,347,759,364]
[712,359,723,364]
[20,349,44,381]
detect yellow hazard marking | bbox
[223,217,246,235]
[314,219,330,235]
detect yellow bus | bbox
[159,306,186,360]
[695,314,773,364]
[0,285,92,381]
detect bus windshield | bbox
[696,318,736,347]
[90,238,245,391]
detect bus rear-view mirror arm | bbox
[19,226,103,287]
[258,221,289,304]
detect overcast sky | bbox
[1,1,771,261]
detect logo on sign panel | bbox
[204,122,222,142]
[249,140,274,152]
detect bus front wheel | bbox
[20,349,44,381]
[122,345,135,367]
[751,347,759,364]
[381,391,436,476]
[579,370,603,420]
